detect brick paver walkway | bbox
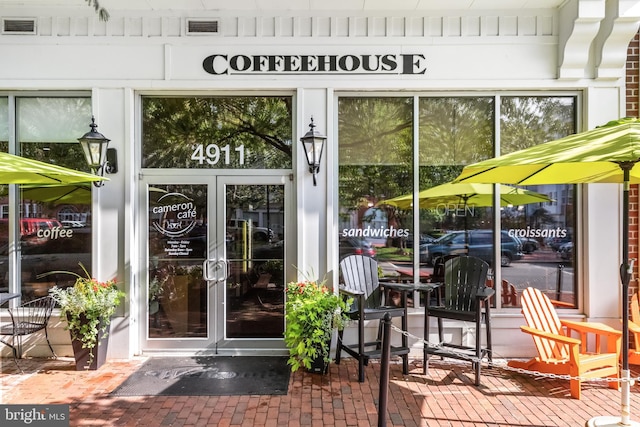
[1,356,639,426]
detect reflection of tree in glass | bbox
[500,96,576,154]
[142,97,292,169]
[21,143,88,172]
[338,98,413,215]
[18,97,92,171]
[529,207,555,228]
[226,185,283,214]
[339,97,412,166]
[0,96,8,146]
[419,97,494,166]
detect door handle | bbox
[216,259,229,283]
[202,259,216,282]
[203,259,228,283]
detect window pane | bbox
[500,96,577,307]
[419,97,494,166]
[417,97,495,284]
[0,97,6,293]
[338,97,413,276]
[18,98,92,144]
[142,96,292,169]
[0,97,8,151]
[15,97,93,301]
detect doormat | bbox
[111,356,290,396]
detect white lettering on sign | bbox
[164,240,194,257]
[341,227,410,238]
[433,203,475,217]
[152,192,198,238]
[508,227,568,239]
[37,227,73,239]
[191,144,245,166]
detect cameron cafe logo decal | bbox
[152,192,197,238]
[202,53,427,75]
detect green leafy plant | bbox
[148,275,166,303]
[284,279,352,372]
[46,263,124,368]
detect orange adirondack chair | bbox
[629,292,640,365]
[508,287,621,399]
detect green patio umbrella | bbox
[0,152,106,185]
[378,182,551,210]
[454,117,640,427]
[18,184,92,205]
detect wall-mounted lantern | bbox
[300,117,326,186]
[77,116,117,187]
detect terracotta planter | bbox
[68,314,110,371]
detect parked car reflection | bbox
[558,241,573,261]
[520,237,539,254]
[339,236,376,259]
[419,229,523,267]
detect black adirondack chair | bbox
[336,255,410,382]
[425,255,493,385]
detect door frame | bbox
[138,171,292,356]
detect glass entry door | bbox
[142,175,289,354]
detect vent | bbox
[186,19,220,35]
[2,18,36,34]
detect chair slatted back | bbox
[431,254,459,283]
[9,296,55,335]
[443,255,489,312]
[520,287,569,362]
[340,255,382,308]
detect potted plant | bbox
[284,279,352,374]
[47,263,124,370]
[148,275,167,315]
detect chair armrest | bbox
[476,287,495,299]
[338,285,365,297]
[520,325,581,346]
[550,299,574,308]
[560,320,622,338]
[381,282,421,292]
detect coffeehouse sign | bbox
[202,53,427,75]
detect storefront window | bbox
[7,97,93,301]
[500,96,577,307]
[338,97,413,270]
[142,96,293,169]
[337,94,577,309]
[417,96,495,267]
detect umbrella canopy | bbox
[455,117,640,185]
[0,152,106,185]
[454,117,640,426]
[19,184,92,205]
[378,182,551,210]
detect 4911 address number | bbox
[191,144,245,165]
